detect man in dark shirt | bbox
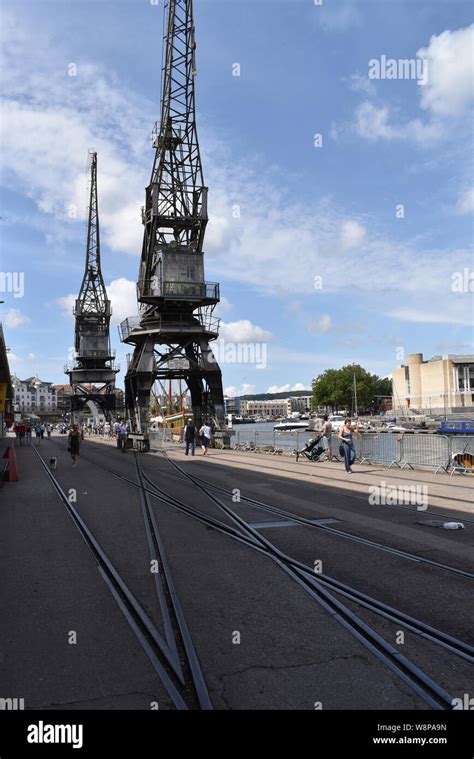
[184,420,196,456]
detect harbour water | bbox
[230,421,312,452]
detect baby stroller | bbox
[296,435,326,462]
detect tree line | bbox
[312,364,392,413]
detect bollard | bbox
[2,446,19,482]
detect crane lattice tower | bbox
[66,151,118,421]
[120,0,227,449]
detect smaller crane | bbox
[66,151,118,422]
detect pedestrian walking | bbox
[39,424,45,440]
[35,424,42,444]
[114,420,121,448]
[117,420,129,453]
[17,422,26,446]
[183,419,196,456]
[25,424,32,445]
[199,422,211,456]
[68,425,81,467]
[321,414,333,460]
[46,423,52,439]
[338,417,357,473]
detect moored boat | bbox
[273,419,310,431]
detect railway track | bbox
[169,469,474,580]
[71,444,473,710]
[31,444,212,711]
[198,450,474,520]
[89,445,471,579]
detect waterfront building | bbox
[53,384,72,416]
[392,353,474,415]
[224,397,241,416]
[12,375,57,415]
[238,395,311,418]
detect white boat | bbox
[273,419,309,431]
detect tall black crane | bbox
[66,151,118,421]
[120,0,227,450]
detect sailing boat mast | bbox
[353,372,358,417]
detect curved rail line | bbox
[73,445,473,710]
[86,443,471,579]
[31,444,212,710]
[148,452,473,710]
[174,469,474,580]
[199,450,474,517]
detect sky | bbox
[1,0,473,398]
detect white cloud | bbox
[266,383,309,393]
[3,308,30,328]
[57,294,75,320]
[340,220,366,251]
[417,26,474,117]
[457,188,474,215]
[0,100,146,256]
[224,384,255,398]
[351,25,473,146]
[2,11,472,336]
[306,314,333,334]
[7,352,23,365]
[348,73,376,97]
[215,296,233,316]
[267,384,290,394]
[219,320,272,343]
[107,278,139,324]
[58,278,138,326]
[0,13,151,257]
[355,101,443,144]
[205,165,471,325]
[388,306,472,326]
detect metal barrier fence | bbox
[360,433,402,467]
[399,434,450,473]
[149,426,474,474]
[231,429,300,453]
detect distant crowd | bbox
[10,419,131,467]
[12,421,53,445]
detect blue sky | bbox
[1,0,473,396]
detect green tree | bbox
[312,364,391,413]
[374,376,392,396]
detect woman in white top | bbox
[199,423,211,455]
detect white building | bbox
[392,354,474,415]
[240,395,313,418]
[12,375,57,415]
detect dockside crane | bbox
[120,0,228,450]
[66,151,119,422]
